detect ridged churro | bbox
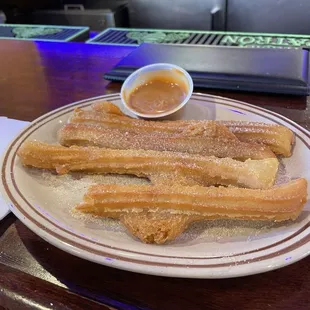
[87,102,294,157]
[58,123,276,160]
[76,179,308,243]
[17,141,279,189]
[220,121,295,157]
[77,180,307,220]
[70,106,236,139]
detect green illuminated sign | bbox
[91,28,310,48]
[127,31,190,44]
[221,35,310,47]
[12,27,62,38]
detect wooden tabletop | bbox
[0,39,310,310]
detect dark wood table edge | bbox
[0,263,113,310]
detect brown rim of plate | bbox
[2,93,310,268]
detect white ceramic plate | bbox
[0,117,29,220]
[1,93,309,279]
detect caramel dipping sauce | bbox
[128,79,187,115]
[123,68,191,116]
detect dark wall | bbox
[0,0,58,9]
[128,0,226,30]
[0,0,58,23]
[227,0,310,34]
[129,0,310,35]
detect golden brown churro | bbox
[70,107,236,139]
[220,121,295,157]
[88,102,294,157]
[78,180,307,220]
[17,141,279,189]
[76,179,308,243]
[121,212,201,244]
[92,101,125,116]
[58,123,276,160]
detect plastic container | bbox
[120,63,193,119]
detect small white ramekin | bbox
[120,63,193,119]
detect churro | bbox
[76,179,308,243]
[92,101,125,116]
[220,121,295,157]
[70,106,236,139]
[58,123,276,160]
[17,141,279,189]
[88,102,294,156]
[120,212,201,244]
